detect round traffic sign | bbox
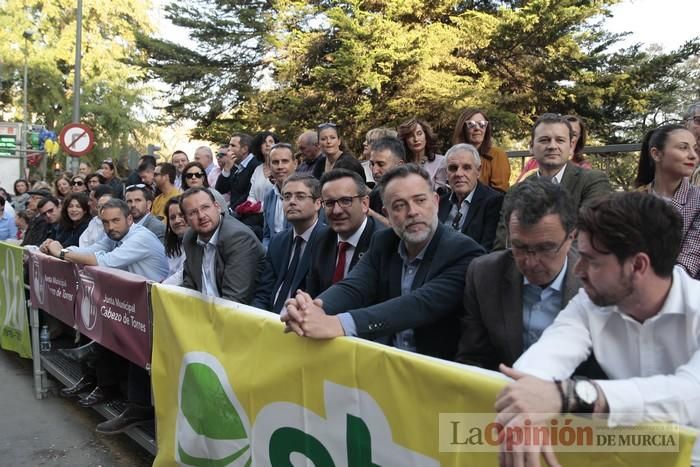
[58,123,95,157]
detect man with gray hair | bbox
[194,145,221,188]
[295,130,324,178]
[438,143,503,250]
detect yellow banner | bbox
[150,284,695,466]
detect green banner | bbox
[0,242,31,358]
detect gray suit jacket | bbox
[182,214,265,304]
[456,249,580,369]
[139,213,166,242]
[493,162,611,250]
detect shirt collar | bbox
[449,187,476,206]
[338,216,368,246]
[238,153,255,169]
[294,218,318,242]
[196,216,223,247]
[398,228,436,264]
[523,256,568,291]
[137,213,150,225]
[538,164,567,184]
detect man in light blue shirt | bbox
[43,198,168,282]
[0,196,17,241]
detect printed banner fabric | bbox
[27,249,77,326]
[0,242,31,358]
[150,284,696,466]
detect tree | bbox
[0,0,158,174]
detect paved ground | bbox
[0,350,153,467]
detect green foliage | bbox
[0,0,156,172]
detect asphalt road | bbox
[0,349,153,467]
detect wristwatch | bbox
[59,249,69,261]
[572,376,597,414]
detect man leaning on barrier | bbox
[494,192,700,466]
[41,198,169,434]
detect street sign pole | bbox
[68,0,83,175]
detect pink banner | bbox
[27,249,78,326]
[75,266,151,368]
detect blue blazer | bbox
[262,187,289,250]
[252,220,327,313]
[318,223,484,360]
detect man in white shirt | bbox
[495,191,700,466]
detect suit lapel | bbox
[562,250,581,305]
[437,194,451,223]
[349,217,375,270]
[461,184,484,233]
[501,254,525,361]
[274,230,295,291]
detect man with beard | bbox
[281,164,484,360]
[494,192,700,466]
[125,184,165,241]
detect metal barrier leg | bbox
[29,305,47,399]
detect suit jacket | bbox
[493,162,611,250]
[252,220,327,313]
[319,223,485,360]
[438,182,503,251]
[456,249,580,369]
[262,186,289,250]
[305,216,381,297]
[182,214,265,304]
[215,157,262,210]
[139,213,165,242]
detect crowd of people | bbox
[3,105,700,465]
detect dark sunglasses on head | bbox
[185,172,205,179]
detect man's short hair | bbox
[139,155,157,165]
[378,163,432,203]
[179,187,216,214]
[282,173,320,199]
[137,161,156,173]
[503,178,576,234]
[37,196,59,211]
[157,162,177,184]
[530,113,574,143]
[578,192,682,277]
[298,130,318,146]
[100,198,130,218]
[445,143,481,169]
[125,184,154,202]
[93,184,115,200]
[320,169,369,197]
[234,133,254,154]
[366,127,398,143]
[685,102,700,119]
[171,150,188,160]
[370,137,406,162]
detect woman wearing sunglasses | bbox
[452,108,510,192]
[181,161,228,213]
[70,175,89,194]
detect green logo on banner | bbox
[176,352,252,466]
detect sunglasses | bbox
[71,180,85,186]
[317,122,338,130]
[465,120,488,130]
[125,183,147,191]
[185,172,205,179]
[689,116,700,125]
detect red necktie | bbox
[332,242,349,284]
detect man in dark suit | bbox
[438,143,503,250]
[367,137,405,228]
[282,164,484,360]
[457,179,579,369]
[215,133,261,211]
[306,169,381,297]
[262,143,297,249]
[252,174,325,313]
[180,187,264,304]
[493,113,611,250]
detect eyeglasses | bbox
[215,153,227,159]
[185,203,214,219]
[689,116,700,125]
[509,235,570,259]
[185,172,205,179]
[40,207,56,217]
[465,120,488,130]
[71,180,85,186]
[317,122,338,130]
[282,192,315,202]
[321,195,364,209]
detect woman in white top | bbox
[247,131,279,206]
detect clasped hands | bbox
[39,239,63,258]
[280,290,345,339]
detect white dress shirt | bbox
[196,223,222,298]
[515,266,700,461]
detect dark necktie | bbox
[332,241,349,284]
[274,236,303,312]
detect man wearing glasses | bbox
[37,196,62,241]
[21,189,51,246]
[180,187,264,303]
[252,174,325,313]
[456,179,601,377]
[305,169,380,297]
[438,143,503,251]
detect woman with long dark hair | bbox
[635,124,700,278]
[452,108,510,192]
[54,192,92,247]
[54,175,72,201]
[12,179,30,211]
[163,196,188,285]
[100,159,123,197]
[181,161,228,213]
[317,123,366,180]
[247,131,279,204]
[398,118,447,191]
